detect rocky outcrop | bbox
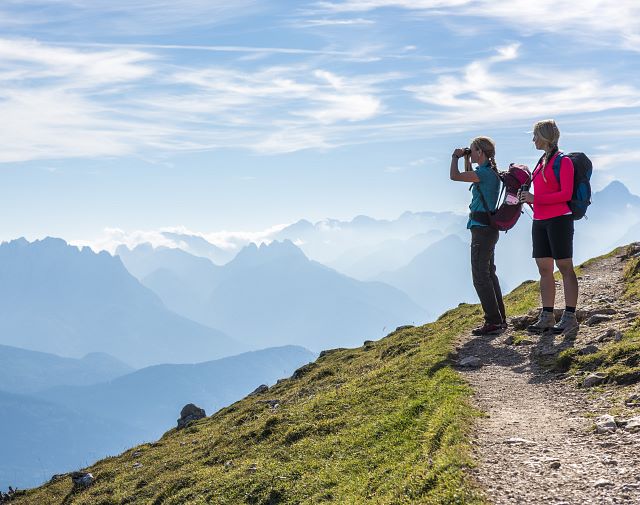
[177,403,206,430]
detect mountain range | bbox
[119,240,428,351]
[0,237,241,368]
[0,345,133,394]
[1,345,314,490]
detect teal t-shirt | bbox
[467,161,500,229]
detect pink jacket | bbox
[532,152,574,220]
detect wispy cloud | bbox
[0,37,392,160]
[297,17,376,27]
[57,41,361,57]
[406,44,640,126]
[0,0,262,35]
[0,38,160,162]
[81,224,291,254]
[384,157,431,172]
[315,0,640,50]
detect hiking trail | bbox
[456,247,640,504]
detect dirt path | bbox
[456,249,640,504]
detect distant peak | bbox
[233,240,307,266]
[37,236,70,248]
[601,180,630,195]
[351,215,377,226]
[1,236,71,251]
[3,237,29,247]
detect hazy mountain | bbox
[0,389,144,490]
[328,230,448,280]
[579,181,640,261]
[201,240,427,351]
[375,234,477,317]
[615,221,640,248]
[160,231,236,265]
[0,237,241,367]
[35,346,316,440]
[0,345,133,395]
[117,244,221,323]
[274,212,467,265]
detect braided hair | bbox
[471,136,498,174]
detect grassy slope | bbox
[11,280,543,504]
[556,248,640,383]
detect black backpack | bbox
[534,151,593,220]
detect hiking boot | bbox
[472,323,504,336]
[551,310,579,335]
[526,310,556,333]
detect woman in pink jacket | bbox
[519,119,579,334]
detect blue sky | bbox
[1,0,639,248]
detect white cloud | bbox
[297,17,376,27]
[406,44,640,126]
[316,0,640,50]
[0,0,262,34]
[591,150,640,172]
[0,37,391,160]
[0,38,162,162]
[80,224,291,254]
[0,38,155,85]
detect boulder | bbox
[249,384,269,396]
[583,373,607,388]
[595,414,617,434]
[585,314,613,326]
[623,416,640,433]
[510,312,538,330]
[71,472,94,488]
[319,348,347,358]
[177,403,206,429]
[597,328,623,343]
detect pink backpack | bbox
[475,163,532,231]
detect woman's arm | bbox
[533,157,574,205]
[449,149,480,183]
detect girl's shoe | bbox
[551,310,579,334]
[526,310,556,333]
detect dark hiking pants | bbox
[470,226,506,325]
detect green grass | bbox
[13,303,493,505]
[554,322,640,384]
[16,247,628,505]
[554,246,640,383]
[623,253,640,300]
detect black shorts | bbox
[532,214,574,259]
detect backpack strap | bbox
[551,151,565,188]
[474,182,498,213]
[530,154,545,183]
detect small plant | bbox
[554,348,578,372]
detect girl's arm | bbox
[449,150,480,183]
[534,157,574,205]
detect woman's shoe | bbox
[551,310,579,334]
[472,323,504,336]
[526,310,556,333]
